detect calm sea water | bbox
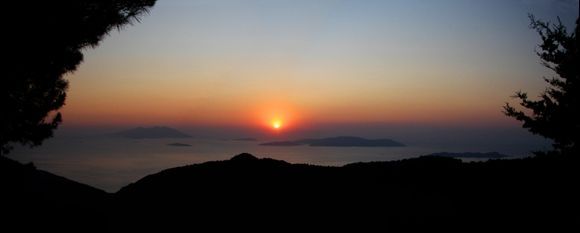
[8,135,549,192]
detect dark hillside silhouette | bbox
[1,0,156,155]
[1,156,109,232]
[504,15,579,155]
[2,153,578,231]
[111,153,579,231]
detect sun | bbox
[271,120,282,130]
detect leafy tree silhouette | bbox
[504,15,579,155]
[1,0,156,155]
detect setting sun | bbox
[259,106,297,132]
[272,120,282,130]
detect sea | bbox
[7,132,551,192]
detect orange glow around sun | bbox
[254,102,301,132]
[272,119,282,130]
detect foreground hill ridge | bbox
[119,152,457,191]
[2,152,578,231]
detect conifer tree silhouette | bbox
[1,0,157,154]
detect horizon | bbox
[40,123,551,152]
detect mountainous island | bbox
[114,126,191,139]
[260,136,405,147]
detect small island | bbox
[260,136,405,147]
[114,126,191,139]
[167,143,192,147]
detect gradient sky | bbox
[62,0,578,132]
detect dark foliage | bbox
[1,0,156,155]
[504,15,579,154]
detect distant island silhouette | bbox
[167,142,192,147]
[1,152,577,231]
[260,136,405,147]
[114,126,191,139]
[428,151,509,158]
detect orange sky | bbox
[60,0,577,131]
